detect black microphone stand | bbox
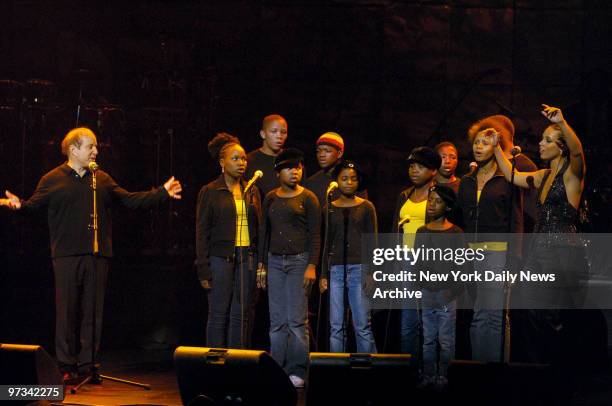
[316,188,334,351]
[382,216,410,353]
[238,181,254,349]
[341,208,350,352]
[500,154,518,363]
[71,165,151,393]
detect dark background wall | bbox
[1,0,611,351]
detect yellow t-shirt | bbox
[234,199,250,247]
[399,199,427,248]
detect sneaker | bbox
[289,374,305,388]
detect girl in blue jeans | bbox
[319,160,377,353]
[257,148,321,388]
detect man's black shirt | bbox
[21,163,169,258]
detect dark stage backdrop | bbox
[1,1,611,351]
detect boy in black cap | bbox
[414,184,465,391]
[392,146,440,356]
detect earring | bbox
[221,166,225,173]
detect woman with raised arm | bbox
[489,104,586,366]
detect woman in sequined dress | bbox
[489,105,586,367]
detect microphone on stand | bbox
[510,146,522,157]
[244,170,263,193]
[88,161,99,172]
[326,181,339,197]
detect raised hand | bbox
[2,190,22,210]
[481,128,500,147]
[541,104,565,124]
[163,176,182,200]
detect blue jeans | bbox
[207,248,255,348]
[470,250,506,362]
[400,263,420,355]
[329,264,377,353]
[267,253,309,378]
[422,289,456,377]
[400,309,420,355]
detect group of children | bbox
[196,113,466,390]
[196,105,582,390]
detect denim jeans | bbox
[400,263,420,355]
[267,253,309,378]
[207,247,255,348]
[329,264,377,353]
[422,289,457,377]
[400,309,420,355]
[470,250,506,362]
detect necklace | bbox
[477,162,496,189]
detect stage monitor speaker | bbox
[0,343,63,386]
[174,346,297,406]
[306,353,416,406]
[448,360,553,406]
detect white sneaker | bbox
[289,374,305,388]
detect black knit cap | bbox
[429,184,456,209]
[274,148,304,171]
[406,146,442,170]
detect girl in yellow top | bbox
[392,146,440,355]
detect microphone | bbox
[88,161,99,172]
[398,216,411,228]
[244,170,263,193]
[326,181,339,196]
[510,146,522,156]
[468,161,478,175]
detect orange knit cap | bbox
[316,132,344,152]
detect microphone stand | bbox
[316,189,334,351]
[71,167,151,393]
[238,181,253,349]
[500,154,518,363]
[341,208,350,353]
[382,216,409,353]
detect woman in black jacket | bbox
[195,133,262,349]
[455,116,524,362]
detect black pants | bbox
[206,248,256,348]
[52,255,108,372]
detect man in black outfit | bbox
[1,127,182,382]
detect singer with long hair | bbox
[489,105,586,366]
[392,146,440,355]
[195,133,262,349]
[319,160,377,353]
[0,127,182,382]
[257,148,321,388]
